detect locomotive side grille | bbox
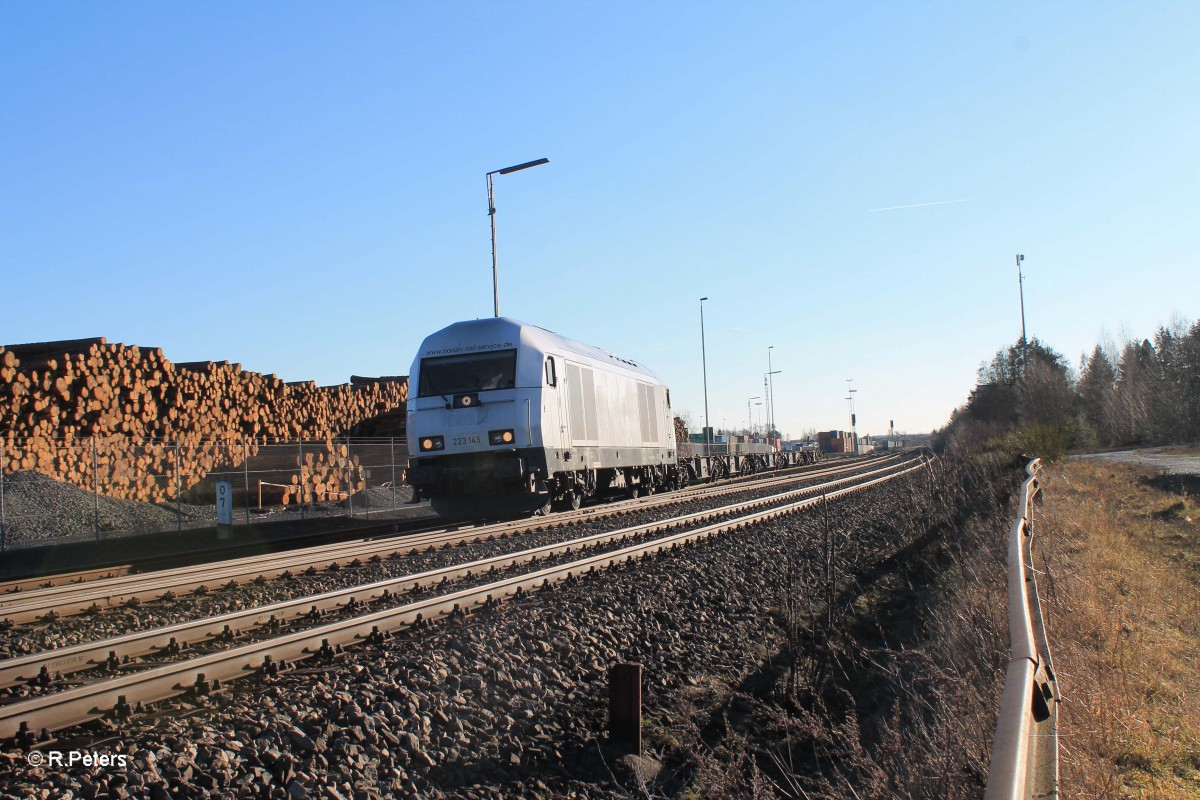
[638,382,659,444]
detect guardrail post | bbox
[609,662,643,754]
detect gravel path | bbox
[0,472,928,799]
[1073,448,1200,476]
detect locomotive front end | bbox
[406,320,550,516]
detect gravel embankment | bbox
[0,472,927,799]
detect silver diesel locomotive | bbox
[407,318,683,517]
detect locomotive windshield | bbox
[418,350,518,397]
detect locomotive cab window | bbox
[418,350,517,397]
[544,357,557,386]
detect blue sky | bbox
[3,3,1197,437]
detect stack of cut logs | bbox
[674,417,691,458]
[283,441,364,506]
[1,338,407,505]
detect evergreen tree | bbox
[1077,345,1116,444]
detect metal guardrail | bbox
[984,458,1059,799]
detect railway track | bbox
[1,457,923,741]
[0,455,866,598]
[0,455,897,626]
[0,457,910,691]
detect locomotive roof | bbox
[417,317,662,382]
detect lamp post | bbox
[486,158,549,317]
[1016,253,1028,370]
[747,396,760,438]
[700,297,710,453]
[845,378,858,455]
[768,346,777,446]
[764,371,781,447]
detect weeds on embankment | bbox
[638,456,1021,798]
[1041,460,1200,798]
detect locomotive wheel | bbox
[568,489,582,511]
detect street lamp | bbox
[846,378,858,454]
[764,346,781,450]
[747,396,760,437]
[700,297,711,453]
[768,346,778,445]
[1016,253,1028,370]
[764,371,781,446]
[486,158,549,317]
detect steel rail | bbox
[0,459,916,690]
[1,566,134,595]
[0,457,899,624]
[984,458,1059,800]
[0,460,924,740]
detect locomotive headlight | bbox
[489,429,515,446]
[420,436,445,452]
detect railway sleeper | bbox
[258,655,288,679]
[184,672,220,698]
[364,626,390,646]
[14,721,48,748]
[28,665,62,688]
[314,638,342,659]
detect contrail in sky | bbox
[867,199,969,212]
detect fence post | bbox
[243,440,250,526]
[346,435,354,519]
[0,440,6,552]
[298,440,305,521]
[175,440,182,532]
[92,437,101,540]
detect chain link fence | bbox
[0,436,412,551]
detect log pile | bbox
[282,440,364,506]
[1,339,408,505]
[674,416,691,457]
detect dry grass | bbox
[1040,460,1200,798]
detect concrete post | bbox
[609,662,643,754]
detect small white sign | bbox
[216,481,233,525]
